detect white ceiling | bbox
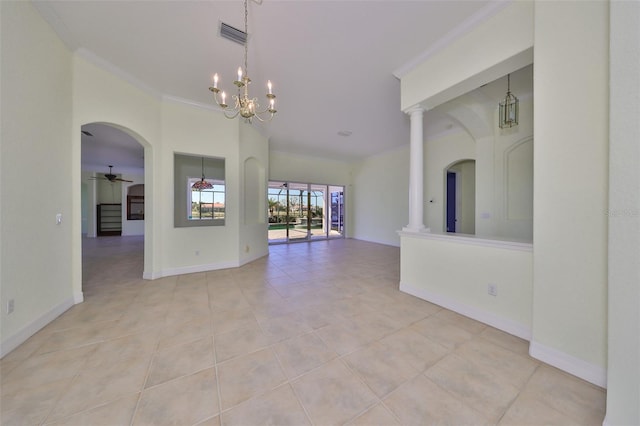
[35,0,531,169]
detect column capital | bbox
[404,105,425,116]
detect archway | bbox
[444,159,476,234]
[80,122,150,290]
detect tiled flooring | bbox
[1,236,606,425]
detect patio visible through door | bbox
[268,181,344,244]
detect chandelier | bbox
[498,73,518,129]
[208,0,276,122]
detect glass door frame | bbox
[268,181,345,244]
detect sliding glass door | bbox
[268,181,344,244]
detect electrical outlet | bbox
[7,299,15,314]
[195,250,200,256]
[488,283,498,297]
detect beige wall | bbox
[351,146,409,246]
[606,1,640,423]
[239,123,269,265]
[423,96,533,241]
[400,234,533,338]
[269,150,354,238]
[1,1,74,355]
[399,0,609,388]
[401,1,534,111]
[0,2,269,354]
[531,0,608,385]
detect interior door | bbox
[446,172,457,233]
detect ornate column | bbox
[403,105,426,232]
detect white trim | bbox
[74,291,84,304]
[398,229,533,252]
[400,280,532,341]
[529,340,608,388]
[162,94,224,113]
[0,297,75,358]
[393,0,512,79]
[351,235,401,248]
[144,260,241,280]
[239,251,268,267]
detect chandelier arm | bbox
[223,109,241,119]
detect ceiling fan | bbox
[89,165,133,183]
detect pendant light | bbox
[499,74,519,129]
[192,157,213,191]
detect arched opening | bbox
[444,159,476,234]
[81,122,149,290]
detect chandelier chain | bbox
[244,0,248,77]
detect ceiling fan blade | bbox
[114,178,134,183]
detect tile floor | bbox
[1,236,606,425]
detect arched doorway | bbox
[445,159,476,234]
[81,122,149,289]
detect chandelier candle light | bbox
[209,0,276,122]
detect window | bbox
[187,178,225,220]
[174,153,225,227]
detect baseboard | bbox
[351,235,400,248]
[0,296,75,358]
[529,340,607,388]
[146,260,241,280]
[400,281,607,388]
[239,251,268,267]
[399,281,532,341]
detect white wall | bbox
[239,122,269,265]
[269,150,353,237]
[1,7,270,354]
[400,233,533,339]
[121,174,145,236]
[269,150,351,185]
[1,1,74,355]
[531,0,609,386]
[490,99,534,241]
[401,1,534,111]
[399,0,609,388]
[424,131,475,233]
[350,146,409,246]
[72,55,161,289]
[606,1,640,424]
[159,101,240,274]
[424,97,533,241]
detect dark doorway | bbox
[446,171,457,233]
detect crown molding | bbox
[161,95,224,113]
[75,48,163,100]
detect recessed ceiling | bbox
[35,0,526,166]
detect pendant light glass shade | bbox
[499,74,519,129]
[192,157,213,191]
